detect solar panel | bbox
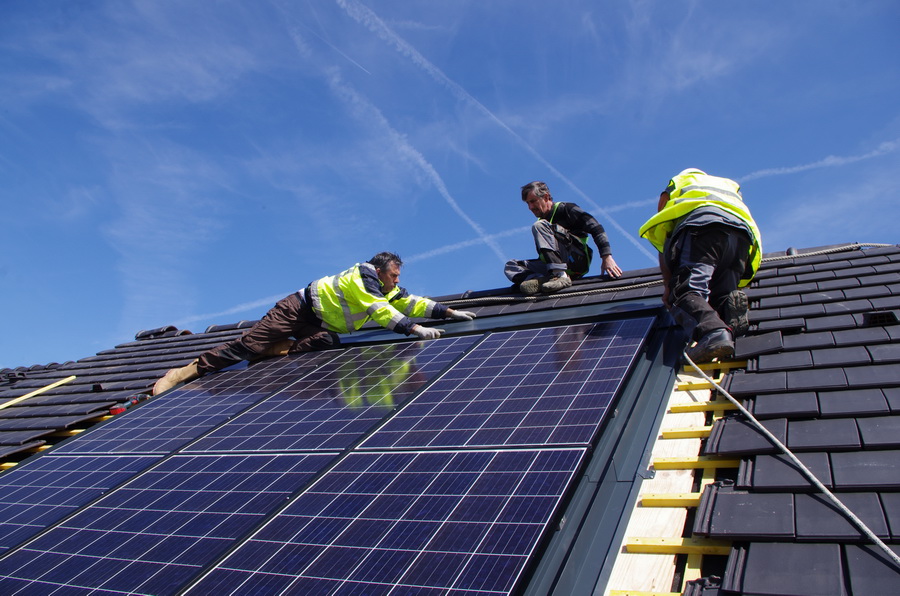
[52,350,340,455]
[0,454,162,552]
[0,453,335,594]
[185,336,478,453]
[186,448,586,595]
[361,319,653,450]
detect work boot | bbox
[541,272,572,294]
[518,277,544,296]
[720,289,750,337]
[152,359,200,395]
[685,329,734,364]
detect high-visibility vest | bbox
[310,263,441,334]
[639,170,762,286]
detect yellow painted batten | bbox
[652,456,740,470]
[676,381,715,391]
[626,537,732,556]
[609,590,681,596]
[640,493,702,507]
[660,427,712,439]
[0,375,77,411]
[670,401,737,413]
[681,360,746,373]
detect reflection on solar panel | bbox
[187,448,585,595]
[187,336,478,453]
[0,453,335,594]
[0,317,656,593]
[53,350,340,455]
[362,319,653,449]
[0,454,161,552]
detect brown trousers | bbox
[197,292,337,375]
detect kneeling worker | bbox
[153,252,476,395]
[639,169,761,363]
[505,181,623,295]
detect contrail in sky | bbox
[739,139,899,182]
[335,0,658,263]
[280,21,508,263]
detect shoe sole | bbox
[686,341,735,364]
[519,279,542,295]
[722,290,749,337]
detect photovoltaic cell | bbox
[52,350,340,455]
[362,319,653,450]
[186,336,478,453]
[0,454,161,552]
[187,448,586,595]
[0,453,335,594]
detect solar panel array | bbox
[0,318,654,594]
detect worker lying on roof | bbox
[152,252,476,395]
[639,168,762,363]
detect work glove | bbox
[412,325,444,340]
[447,309,477,321]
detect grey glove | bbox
[447,309,476,321]
[412,325,444,340]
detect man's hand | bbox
[447,309,476,321]
[601,255,623,278]
[412,325,444,340]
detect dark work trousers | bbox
[665,224,750,341]
[504,220,592,283]
[197,291,336,376]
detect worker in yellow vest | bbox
[639,169,761,363]
[152,252,476,395]
[505,181,623,295]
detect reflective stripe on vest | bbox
[638,172,762,286]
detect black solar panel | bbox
[0,453,334,594]
[52,350,339,455]
[186,336,478,453]
[0,317,657,593]
[362,319,653,449]
[187,448,586,595]
[0,454,162,552]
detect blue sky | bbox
[2,0,898,369]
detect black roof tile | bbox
[818,389,891,418]
[845,363,900,388]
[704,416,787,456]
[831,450,900,490]
[721,542,846,596]
[833,326,890,346]
[857,416,900,449]
[845,544,900,594]
[694,484,794,540]
[880,494,900,540]
[795,492,889,541]
[804,313,858,332]
[734,330,783,359]
[727,370,787,396]
[782,331,835,350]
[739,452,833,491]
[787,367,848,391]
[756,317,807,333]
[801,289,847,304]
[787,418,860,451]
[885,387,900,412]
[756,350,813,372]
[811,346,871,367]
[752,392,819,419]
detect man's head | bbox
[368,252,403,292]
[521,181,554,218]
